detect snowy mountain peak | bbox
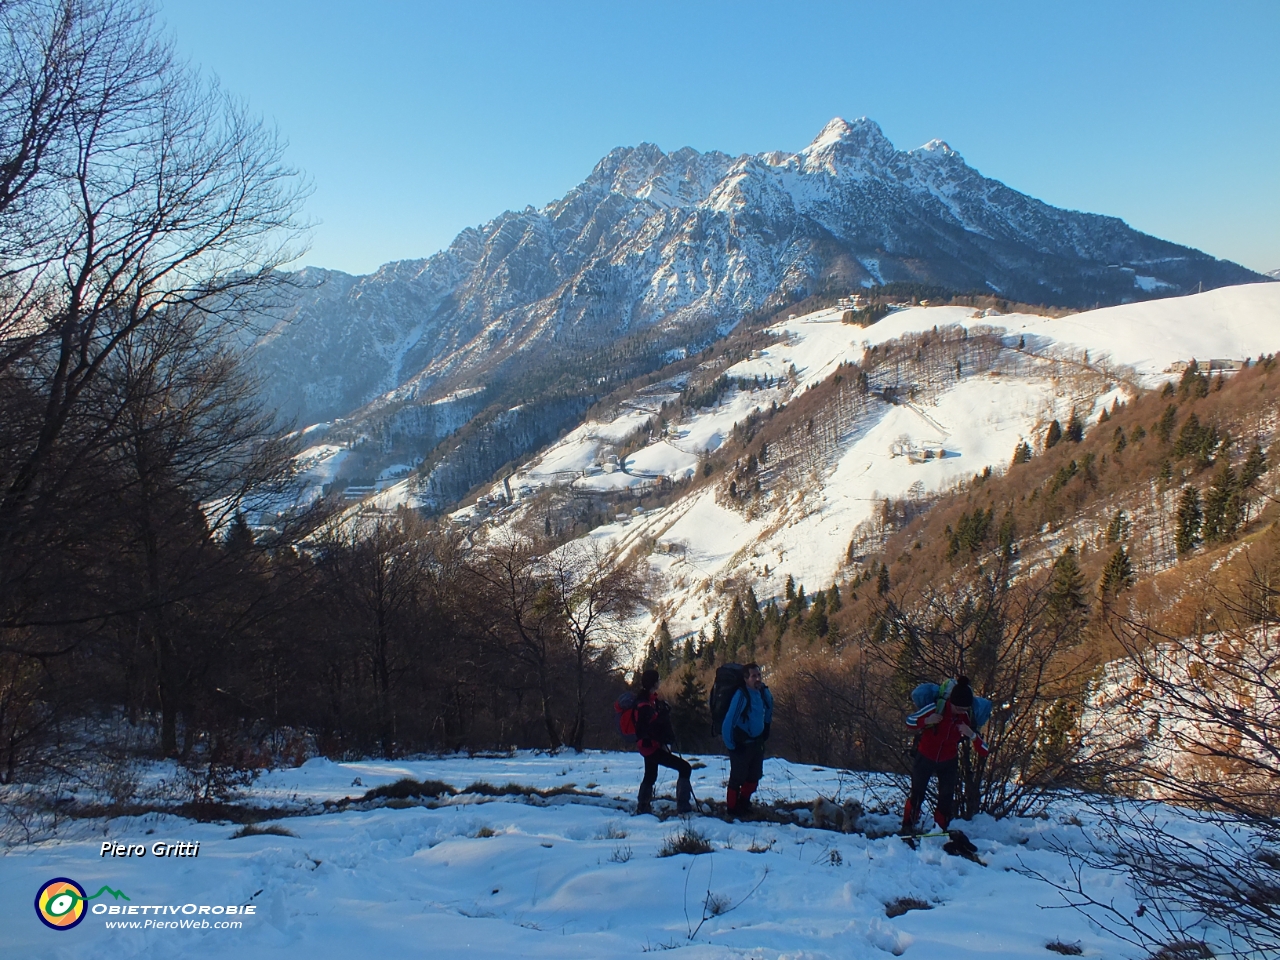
[800,116,895,173]
[804,116,884,151]
[913,138,962,162]
[582,142,734,209]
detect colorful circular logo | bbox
[35,877,87,930]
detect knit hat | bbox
[640,669,660,691]
[949,676,974,709]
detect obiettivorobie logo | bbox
[35,877,130,930]
[35,876,257,932]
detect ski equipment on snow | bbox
[709,663,748,734]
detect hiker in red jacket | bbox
[901,676,989,834]
[634,669,693,815]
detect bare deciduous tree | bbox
[0,0,305,634]
[544,539,646,751]
[1042,544,1280,957]
[465,534,569,750]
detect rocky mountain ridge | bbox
[250,118,1267,490]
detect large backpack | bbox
[614,692,639,742]
[709,663,747,734]
[641,700,675,746]
[909,681,994,728]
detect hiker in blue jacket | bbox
[721,662,773,815]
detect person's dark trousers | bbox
[639,748,692,812]
[726,740,765,812]
[905,752,958,830]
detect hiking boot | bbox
[636,782,653,815]
[675,775,693,815]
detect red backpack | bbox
[614,692,639,742]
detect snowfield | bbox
[3,751,1162,959]
[298,284,1280,641]
[452,283,1280,641]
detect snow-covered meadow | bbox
[3,751,1170,959]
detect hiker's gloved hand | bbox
[762,722,771,741]
[957,722,975,739]
[923,712,943,726]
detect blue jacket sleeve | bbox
[722,689,745,750]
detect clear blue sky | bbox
[159,0,1279,276]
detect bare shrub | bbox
[608,844,632,863]
[885,896,932,918]
[658,823,713,857]
[231,823,296,839]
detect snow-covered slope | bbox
[1,751,1195,958]
[450,283,1280,640]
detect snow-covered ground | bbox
[292,444,349,506]
[3,751,1159,959]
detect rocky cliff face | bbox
[250,117,1265,431]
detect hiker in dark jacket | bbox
[721,662,773,815]
[902,676,989,833]
[634,669,693,815]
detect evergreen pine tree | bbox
[724,599,747,656]
[763,601,782,635]
[784,574,796,601]
[654,622,676,678]
[1106,509,1129,543]
[1113,426,1127,453]
[805,590,828,639]
[699,633,716,668]
[877,564,891,596]
[1202,460,1238,543]
[1011,440,1032,466]
[1065,412,1084,443]
[224,512,256,554]
[997,510,1017,555]
[1044,420,1063,450]
[1175,485,1203,556]
[1098,546,1135,598]
[1045,546,1087,635]
[670,666,711,750]
[1240,442,1268,490]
